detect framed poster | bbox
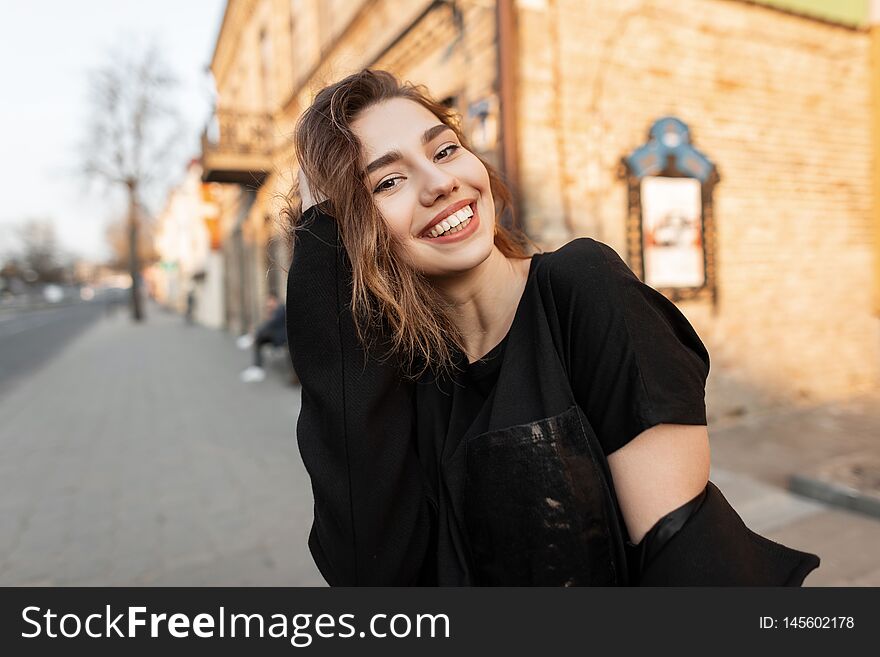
[640,176,704,289]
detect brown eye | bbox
[435,144,460,161]
[373,177,402,194]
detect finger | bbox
[298,167,316,212]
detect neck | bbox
[429,247,531,363]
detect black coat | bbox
[286,203,820,586]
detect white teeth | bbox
[428,215,471,238]
[424,204,475,238]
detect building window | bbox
[467,96,499,153]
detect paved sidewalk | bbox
[0,302,877,586]
[0,304,324,586]
[710,395,880,586]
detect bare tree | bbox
[81,42,182,321]
[104,214,159,272]
[16,219,64,283]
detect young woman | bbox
[285,69,819,586]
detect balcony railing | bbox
[201,109,274,186]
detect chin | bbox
[418,241,494,278]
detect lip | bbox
[419,202,480,243]
[420,199,476,237]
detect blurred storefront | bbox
[150,160,225,329]
[200,0,879,417]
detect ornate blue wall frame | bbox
[620,117,720,306]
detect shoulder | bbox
[536,237,709,372]
[540,237,632,275]
[536,237,636,303]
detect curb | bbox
[788,452,880,520]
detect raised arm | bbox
[286,200,433,585]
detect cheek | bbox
[461,152,491,189]
[376,197,414,241]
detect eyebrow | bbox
[365,124,454,176]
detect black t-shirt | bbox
[414,238,709,510]
[411,238,709,584]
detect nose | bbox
[420,163,459,206]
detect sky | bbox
[0,0,227,261]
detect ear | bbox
[298,166,327,212]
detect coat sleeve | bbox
[636,482,820,586]
[286,203,434,585]
[548,239,819,586]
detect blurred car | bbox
[42,284,64,304]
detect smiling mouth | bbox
[421,203,476,239]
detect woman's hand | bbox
[298,166,326,212]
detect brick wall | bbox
[213,0,878,416]
[515,0,879,417]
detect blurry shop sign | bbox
[201,183,222,251]
[620,117,720,305]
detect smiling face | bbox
[352,97,496,278]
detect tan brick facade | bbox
[203,0,879,417]
[515,0,878,417]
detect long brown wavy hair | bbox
[284,69,536,381]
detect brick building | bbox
[200,0,880,418]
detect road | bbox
[0,299,109,397]
[0,302,324,586]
